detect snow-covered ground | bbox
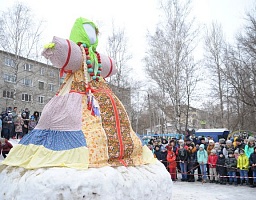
[172,180,256,200]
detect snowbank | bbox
[0,160,172,200]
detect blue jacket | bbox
[197,149,208,164]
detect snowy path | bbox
[172,180,256,200]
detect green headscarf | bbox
[69,17,99,76]
[69,17,98,51]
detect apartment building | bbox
[0,50,61,114]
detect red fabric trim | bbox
[105,57,113,78]
[105,90,126,166]
[94,88,127,167]
[60,39,71,77]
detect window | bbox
[3,90,14,99]
[49,70,55,77]
[39,81,45,90]
[22,78,33,87]
[38,96,44,104]
[24,63,33,71]
[21,93,32,102]
[40,67,45,75]
[4,57,15,67]
[4,74,16,83]
[48,83,54,91]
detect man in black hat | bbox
[235,137,245,152]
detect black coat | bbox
[178,148,188,161]
[225,157,237,172]
[216,155,226,175]
[249,152,256,172]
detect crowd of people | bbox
[147,135,256,188]
[0,107,40,158]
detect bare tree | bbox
[0,2,44,59]
[105,20,140,120]
[219,6,256,131]
[144,0,199,133]
[105,21,132,88]
[0,2,45,108]
[204,22,226,127]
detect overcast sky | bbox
[1,0,254,59]
[0,0,255,107]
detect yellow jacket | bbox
[237,154,249,170]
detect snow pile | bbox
[0,160,172,200]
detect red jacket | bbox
[208,154,218,168]
[0,139,13,152]
[167,150,177,168]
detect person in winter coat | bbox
[216,152,227,184]
[154,145,168,169]
[237,149,249,185]
[187,142,197,182]
[177,144,188,181]
[225,151,237,186]
[14,114,24,139]
[33,111,40,124]
[244,136,255,158]
[2,112,14,140]
[207,140,215,155]
[214,142,222,156]
[234,138,245,152]
[21,112,29,136]
[167,146,177,181]
[249,146,256,187]
[208,149,219,183]
[28,115,37,132]
[0,138,13,158]
[197,144,208,183]
[223,140,234,158]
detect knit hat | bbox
[239,149,245,154]
[248,136,255,142]
[219,138,225,144]
[226,140,232,144]
[236,138,242,142]
[234,150,239,154]
[214,142,220,148]
[199,144,204,149]
[211,149,216,154]
[179,139,184,144]
[209,140,214,144]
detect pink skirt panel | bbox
[36,93,82,131]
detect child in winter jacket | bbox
[225,151,237,185]
[245,136,255,158]
[237,149,249,185]
[0,138,13,158]
[177,144,188,181]
[167,146,177,181]
[187,143,197,182]
[208,149,219,183]
[216,152,227,184]
[197,144,208,183]
[249,146,256,187]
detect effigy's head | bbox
[42,17,117,78]
[69,17,99,51]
